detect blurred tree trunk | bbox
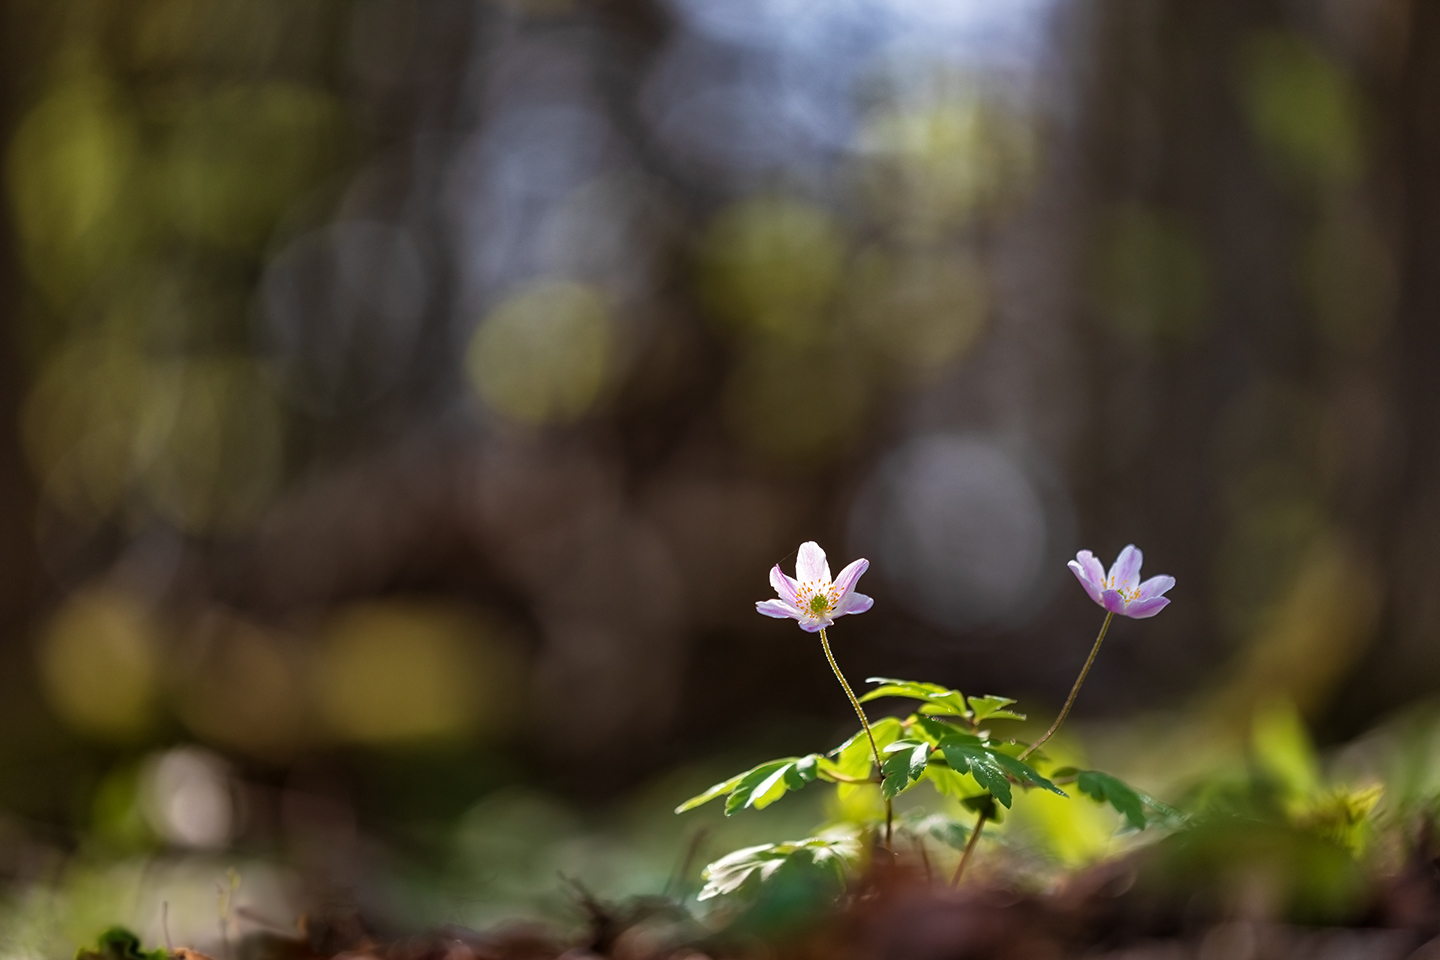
[0,0,40,649]
[1364,0,1440,713]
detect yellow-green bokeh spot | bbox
[1094,204,1210,343]
[314,600,521,744]
[23,341,285,533]
[6,69,145,305]
[38,587,163,741]
[162,83,349,249]
[130,357,286,534]
[1237,30,1365,189]
[23,336,151,524]
[697,196,845,343]
[854,96,1037,237]
[467,281,614,425]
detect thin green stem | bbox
[951,809,987,886]
[819,626,891,848]
[1020,610,1114,762]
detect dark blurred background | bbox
[0,0,1437,946]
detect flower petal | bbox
[1108,544,1143,591]
[836,591,873,616]
[1068,558,1103,603]
[1076,550,1105,588]
[796,541,830,584]
[1137,575,1175,600]
[770,564,801,605]
[798,617,829,633]
[832,558,869,601]
[1100,588,1130,615]
[1123,596,1170,619]
[757,599,801,619]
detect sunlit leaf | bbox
[785,752,820,789]
[933,736,1065,808]
[967,695,1023,722]
[861,677,970,717]
[924,764,980,801]
[912,714,969,744]
[750,764,796,810]
[829,716,903,779]
[679,766,766,815]
[697,833,859,900]
[937,737,1013,807]
[725,759,798,815]
[677,751,832,815]
[880,740,930,799]
[991,752,1066,797]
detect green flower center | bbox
[808,594,831,616]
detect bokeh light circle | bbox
[850,434,1060,631]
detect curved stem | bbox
[819,627,891,848]
[951,809,987,886]
[1020,610,1114,762]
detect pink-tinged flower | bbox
[757,541,874,632]
[1068,544,1173,619]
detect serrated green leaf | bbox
[880,741,930,799]
[985,710,1028,722]
[859,678,952,702]
[991,752,1067,797]
[747,764,794,810]
[697,834,860,900]
[982,739,1025,758]
[831,730,872,779]
[966,695,1018,722]
[724,754,827,812]
[676,770,750,814]
[912,714,969,745]
[1075,770,1147,830]
[937,738,1013,807]
[829,716,903,779]
[724,759,796,815]
[784,753,821,789]
[923,764,980,800]
[931,734,1066,807]
[880,755,909,799]
[861,677,970,717]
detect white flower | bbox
[757,541,874,632]
[1068,544,1174,619]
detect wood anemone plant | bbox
[677,541,1178,898]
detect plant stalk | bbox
[1020,610,1114,762]
[951,809,988,886]
[819,626,891,848]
